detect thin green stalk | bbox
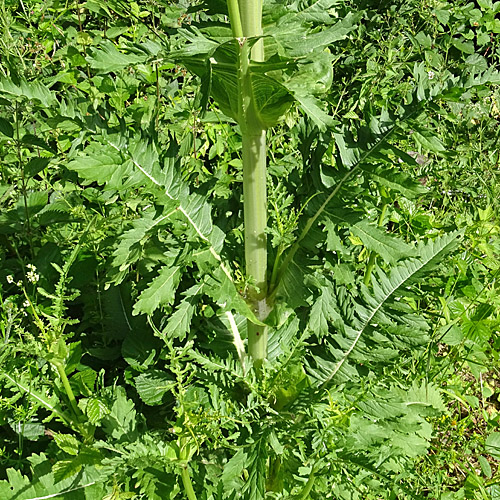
[15,102,34,258]
[180,466,198,500]
[363,202,388,286]
[297,465,317,500]
[227,0,243,37]
[52,360,83,422]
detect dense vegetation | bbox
[0,0,499,498]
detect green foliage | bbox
[0,0,499,498]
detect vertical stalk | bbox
[180,466,198,500]
[15,102,34,259]
[52,360,83,422]
[231,0,269,366]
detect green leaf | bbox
[242,434,267,500]
[162,283,203,341]
[24,157,50,177]
[0,370,72,425]
[133,265,182,316]
[403,381,447,415]
[0,116,14,137]
[52,448,102,484]
[357,164,427,199]
[0,452,103,500]
[204,267,267,326]
[102,386,138,441]
[83,397,110,425]
[350,220,415,265]
[308,232,462,386]
[0,77,58,107]
[21,134,56,153]
[411,127,446,153]
[134,370,175,405]
[110,210,172,283]
[222,449,247,491]
[10,419,45,441]
[87,40,149,73]
[486,432,500,460]
[66,143,127,186]
[53,433,80,456]
[308,282,342,337]
[479,455,492,478]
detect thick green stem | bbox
[242,131,267,297]
[180,466,198,500]
[230,0,269,365]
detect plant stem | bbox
[227,0,243,37]
[180,466,198,500]
[52,360,83,422]
[15,102,34,259]
[296,465,317,500]
[230,0,269,365]
[363,202,388,286]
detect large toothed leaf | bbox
[307,231,462,386]
[0,453,104,500]
[86,40,149,73]
[66,143,129,186]
[133,266,182,316]
[350,220,415,265]
[161,283,204,341]
[0,77,58,107]
[134,370,175,405]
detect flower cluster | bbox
[26,264,40,284]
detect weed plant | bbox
[0,0,499,498]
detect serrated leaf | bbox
[84,397,110,425]
[204,267,266,326]
[10,419,45,441]
[308,283,342,337]
[0,77,58,107]
[162,283,203,341]
[242,435,267,500]
[53,448,102,484]
[350,220,414,265]
[134,370,175,405]
[357,164,427,199]
[308,232,462,386]
[24,157,50,177]
[53,433,80,455]
[66,143,126,185]
[102,386,137,441]
[411,127,446,153]
[403,381,446,414]
[222,449,247,489]
[0,452,103,500]
[0,370,72,425]
[87,40,149,73]
[133,265,182,316]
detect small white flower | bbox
[6,275,14,284]
[23,300,30,308]
[428,71,435,80]
[27,268,39,283]
[16,280,23,287]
